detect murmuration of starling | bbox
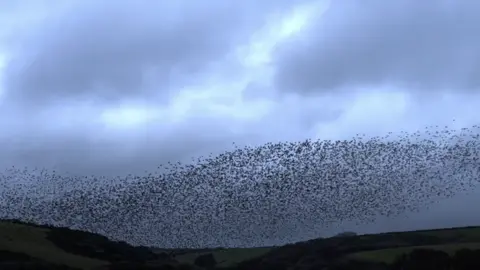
[0,124,479,248]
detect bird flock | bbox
[0,124,479,248]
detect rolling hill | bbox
[1,219,480,269]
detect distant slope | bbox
[2,219,480,269]
[0,219,180,269]
[231,226,480,270]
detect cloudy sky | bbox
[1,0,480,236]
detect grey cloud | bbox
[0,97,344,180]
[273,0,480,95]
[2,0,480,246]
[1,137,197,178]
[3,0,306,109]
[241,82,345,130]
[0,112,256,177]
[0,0,325,179]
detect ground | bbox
[1,219,480,269]
[174,247,273,267]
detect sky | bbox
[1,0,480,238]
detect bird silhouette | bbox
[0,124,479,248]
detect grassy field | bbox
[343,226,480,264]
[0,221,109,269]
[0,219,273,269]
[2,219,480,269]
[349,242,480,263]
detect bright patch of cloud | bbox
[100,0,330,130]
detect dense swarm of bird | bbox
[0,124,479,248]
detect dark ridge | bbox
[2,218,480,269]
[45,226,159,263]
[0,250,80,270]
[1,219,160,263]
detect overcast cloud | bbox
[273,0,480,96]
[1,0,480,239]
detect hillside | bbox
[1,219,480,269]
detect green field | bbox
[0,221,109,269]
[349,242,480,263]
